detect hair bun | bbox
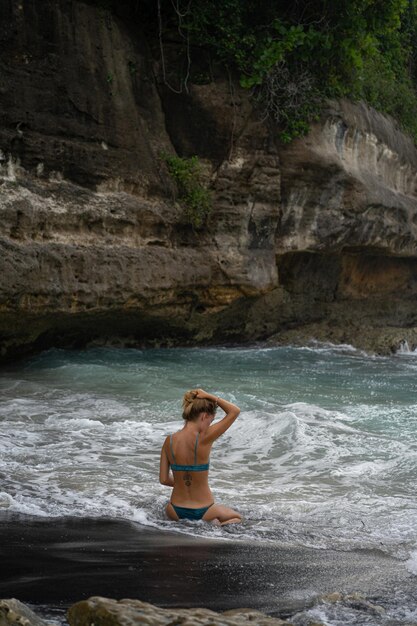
[183,389,198,404]
[182,389,217,421]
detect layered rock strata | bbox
[1,1,417,359]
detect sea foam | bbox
[0,345,416,558]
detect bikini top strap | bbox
[194,432,199,465]
[170,435,177,464]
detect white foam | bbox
[406,550,417,575]
[396,340,417,356]
[0,492,13,508]
[0,346,417,555]
[45,416,105,428]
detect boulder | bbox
[67,596,293,626]
[0,600,49,626]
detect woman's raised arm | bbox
[196,389,240,443]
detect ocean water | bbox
[1,344,417,623]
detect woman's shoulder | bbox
[165,430,180,442]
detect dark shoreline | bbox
[0,513,413,622]
[0,333,407,370]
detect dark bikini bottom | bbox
[171,502,214,521]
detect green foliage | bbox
[359,53,417,139]
[156,0,417,144]
[163,154,212,229]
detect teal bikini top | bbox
[169,433,210,472]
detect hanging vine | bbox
[157,0,192,93]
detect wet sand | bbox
[0,513,412,620]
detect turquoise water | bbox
[2,343,417,624]
[1,344,417,560]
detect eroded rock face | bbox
[0,1,172,194]
[277,100,417,255]
[1,1,417,359]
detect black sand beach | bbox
[0,513,413,622]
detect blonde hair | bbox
[182,389,217,421]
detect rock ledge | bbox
[67,596,293,626]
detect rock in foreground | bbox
[67,596,293,626]
[0,600,48,626]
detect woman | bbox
[159,388,241,525]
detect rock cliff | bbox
[1,0,417,360]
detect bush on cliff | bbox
[163,154,212,229]
[153,0,417,143]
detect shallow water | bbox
[1,344,417,623]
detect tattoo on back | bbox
[183,471,192,487]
